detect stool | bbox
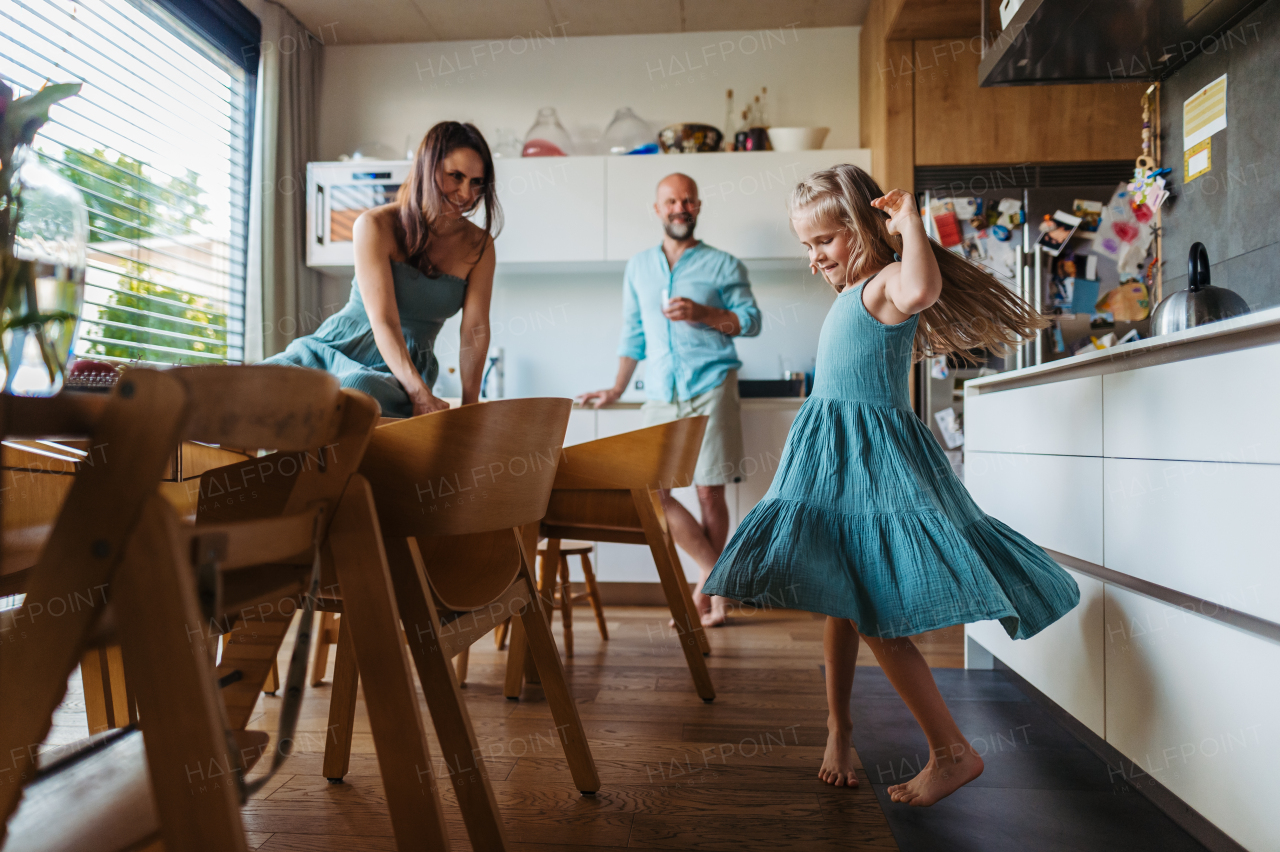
[539,540,607,657]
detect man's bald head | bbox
[656,172,699,200]
[654,173,701,241]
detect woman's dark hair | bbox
[395,121,502,277]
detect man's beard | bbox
[664,215,696,240]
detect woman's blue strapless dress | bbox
[262,261,466,417]
[702,281,1079,639]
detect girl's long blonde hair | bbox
[789,164,1048,361]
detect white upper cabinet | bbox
[605,150,872,262]
[493,157,606,263]
[305,150,871,269]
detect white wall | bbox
[317,263,837,400]
[317,26,860,160]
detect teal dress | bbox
[702,278,1079,639]
[262,261,466,417]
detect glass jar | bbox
[522,107,573,157]
[603,107,654,155]
[2,148,88,396]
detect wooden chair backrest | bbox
[552,416,707,491]
[360,398,571,611]
[192,383,380,567]
[360,398,571,537]
[170,366,347,452]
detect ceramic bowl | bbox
[658,123,724,153]
[766,127,830,151]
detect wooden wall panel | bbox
[913,38,1144,164]
[860,0,916,191]
[888,0,981,40]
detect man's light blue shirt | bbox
[617,242,761,402]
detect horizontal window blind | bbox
[1,0,252,364]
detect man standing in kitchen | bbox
[578,172,761,628]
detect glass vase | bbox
[603,107,655,155]
[522,107,573,157]
[2,148,88,396]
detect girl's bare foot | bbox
[819,727,859,787]
[887,746,983,806]
[702,597,728,627]
[673,589,714,628]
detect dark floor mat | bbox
[843,665,1211,852]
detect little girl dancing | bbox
[702,165,1079,807]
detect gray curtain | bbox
[245,1,322,361]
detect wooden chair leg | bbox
[666,527,712,656]
[113,496,248,851]
[494,617,509,650]
[217,608,296,732]
[386,534,510,851]
[262,658,280,694]
[0,369,184,832]
[632,488,716,702]
[80,648,113,735]
[310,611,338,685]
[513,532,601,794]
[558,555,573,658]
[453,646,470,685]
[327,476,451,850]
[580,552,608,641]
[104,643,136,726]
[503,615,528,699]
[321,610,360,782]
[537,539,559,613]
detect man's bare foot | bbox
[887,746,983,806]
[819,727,859,787]
[701,597,728,627]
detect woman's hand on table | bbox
[410,387,451,416]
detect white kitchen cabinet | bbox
[965,451,1104,565]
[966,567,1105,736]
[1104,457,1280,623]
[1102,345,1280,464]
[605,150,873,262]
[1104,587,1280,852]
[736,402,801,521]
[492,157,606,262]
[965,376,1102,456]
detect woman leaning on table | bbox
[263,121,500,416]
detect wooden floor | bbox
[49,605,964,851]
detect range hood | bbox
[979,0,1269,86]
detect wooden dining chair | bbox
[515,417,717,702]
[0,365,452,852]
[319,397,601,852]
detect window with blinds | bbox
[1,0,253,365]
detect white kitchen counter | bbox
[962,306,1280,852]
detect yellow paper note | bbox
[1184,74,1227,151]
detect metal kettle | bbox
[1150,242,1250,335]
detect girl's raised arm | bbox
[872,189,943,317]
